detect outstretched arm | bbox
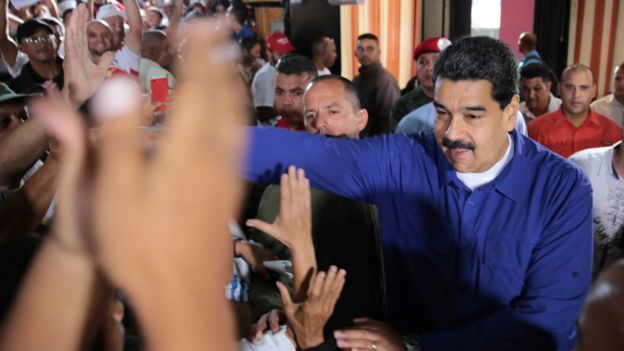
[122,0,141,55]
[0,0,19,66]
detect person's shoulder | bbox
[521,134,592,192]
[591,94,612,107]
[569,144,613,171]
[528,110,558,130]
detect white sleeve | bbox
[251,69,276,108]
[2,51,29,78]
[239,326,296,351]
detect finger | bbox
[334,328,379,342]
[323,268,346,309]
[164,19,244,160]
[279,172,291,219]
[245,219,284,243]
[276,281,293,314]
[335,337,379,350]
[309,270,326,298]
[92,77,145,209]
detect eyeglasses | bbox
[22,34,55,45]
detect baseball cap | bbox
[0,83,39,104]
[413,36,451,61]
[58,0,77,16]
[96,3,127,20]
[266,32,295,55]
[16,19,54,43]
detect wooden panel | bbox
[254,7,284,40]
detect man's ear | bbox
[503,95,519,132]
[545,81,552,91]
[356,108,368,132]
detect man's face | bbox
[0,102,27,140]
[614,67,624,99]
[559,69,596,117]
[304,80,367,139]
[146,11,162,29]
[18,28,56,62]
[87,22,113,56]
[520,77,552,114]
[355,38,380,67]
[434,79,517,173]
[274,73,310,125]
[416,52,439,91]
[103,16,124,49]
[323,40,337,68]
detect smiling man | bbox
[243,36,592,351]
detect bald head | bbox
[141,30,171,67]
[518,32,537,54]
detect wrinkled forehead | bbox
[305,81,349,107]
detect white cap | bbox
[96,3,127,20]
[58,0,77,16]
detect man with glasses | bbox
[390,37,451,130]
[8,19,63,94]
[353,33,400,136]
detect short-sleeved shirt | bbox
[569,142,624,278]
[528,108,622,158]
[590,94,624,126]
[107,45,140,78]
[9,58,63,94]
[251,63,277,108]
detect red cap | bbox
[266,32,296,55]
[413,36,451,61]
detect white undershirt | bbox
[456,135,514,191]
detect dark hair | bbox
[311,36,331,57]
[227,4,247,26]
[239,36,260,52]
[307,75,361,111]
[276,54,318,79]
[520,63,553,82]
[618,62,624,70]
[433,36,518,109]
[356,33,378,43]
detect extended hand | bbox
[334,318,405,351]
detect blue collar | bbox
[434,130,529,202]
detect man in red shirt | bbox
[529,64,621,157]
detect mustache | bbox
[442,137,475,150]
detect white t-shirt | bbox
[317,67,331,76]
[239,326,295,351]
[108,45,140,77]
[456,134,514,191]
[1,51,29,78]
[251,63,277,108]
[591,94,624,126]
[519,93,562,121]
[569,141,624,278]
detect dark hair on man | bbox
[520,63,553,82]
[276,54,318,79]
[433,36,518,109]
[307,75,361,111]
[227,4,247,26]
[239,35,259,51]
[616,62,624,70]
[357,33,378,43]
[519,32,537,51]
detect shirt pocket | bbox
[483,236,527,271]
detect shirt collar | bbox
[435,130,528,202]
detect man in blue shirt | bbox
[242,36,592,351]
[517,32,543,70]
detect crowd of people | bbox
[0,0,623,350]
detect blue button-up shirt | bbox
[242,128,592,351]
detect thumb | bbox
[276,281,294,315]
[97,51,115,73]
[246,219,279,237]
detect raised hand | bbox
[63,3,114,107]
[277,266,346,349]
